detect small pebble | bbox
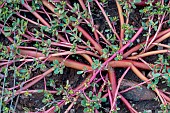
[70,109,75,113]
[16,104,22,110]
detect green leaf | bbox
[94,102,100,109]
[53,60,59,65]
[20,69,27,73]
[47,39,51,46]
[92,95,97,101]
[59,68,63,74]
[37,90,43,93]
[134,0,141,3]
[88,91,93,97]
[83,108,89,112]
[168,68,170,73]
[100,98,107,102]
[4,32,11,37]
[81,100,86,107]
[98,92,102,98]
[77,70,84,75]
[54,68,59,74]
[152,72,160,77]
[4,26,11,31]
[70,16,77,22]
[168,77,170,83]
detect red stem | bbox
[89,27,143,83]
[22,2,50,27]
[118,93,138,113]
[75,25,103,55]
[111,67,130,110]
[123,28,170,58]
[108,67,117,101]
[94,0,120,41]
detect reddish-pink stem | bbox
[22,2,50,27]
[111,67,130,110]
[118,93,138,113]
[90,27,143,83]
[146,13,166,49]
[94,0,120,40]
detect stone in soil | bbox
[120,79,156,101]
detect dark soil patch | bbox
[13,65,87,112]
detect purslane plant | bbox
[0,0,170,112]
